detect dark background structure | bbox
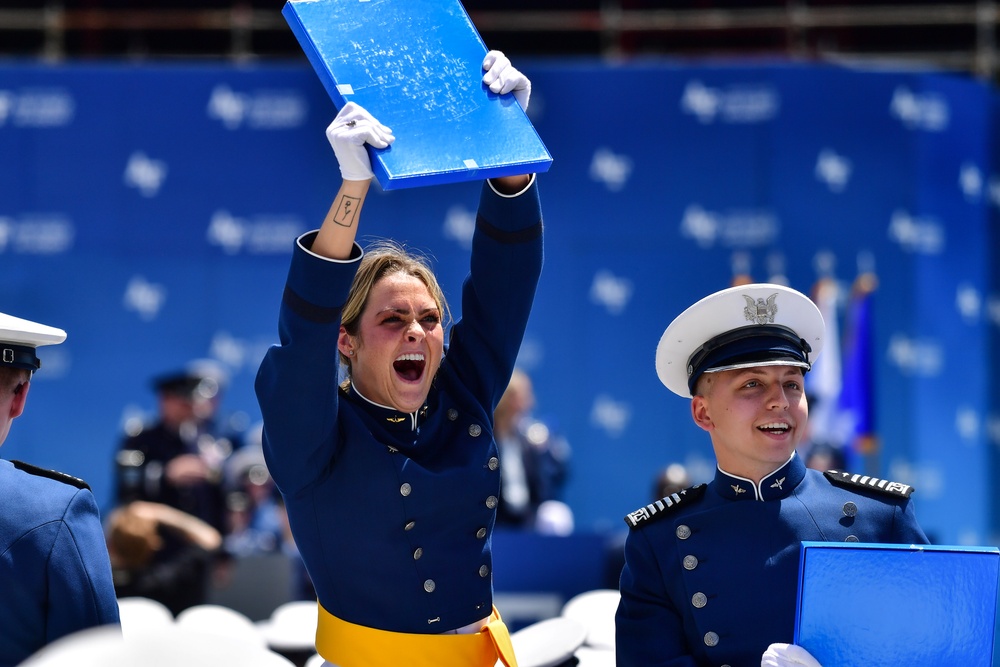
[0,2,998,83]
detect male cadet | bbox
[615,283,927,667]
[0,311,120,665]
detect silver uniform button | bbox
[488,457,499,471]
[704,631,719,647]
[404,521,416,531]
[468,424,482,437]
[423,579,435,593]
[479,565,489,577]
[400,483,412,497]
[845,535,860,542]
[691,592,707,608]
[676,524,692,540]
[486,495,498,509]
[476,527,487,539]
[447,409,458,421]
[682,555,699,570]
[842,501,858,517]
[413,548,423,560]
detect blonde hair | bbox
[339,240,451,380]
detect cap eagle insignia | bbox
[743,293,778,325]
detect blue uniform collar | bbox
[348,384,427,432]
[712,452,806,501]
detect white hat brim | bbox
[0,312,66,348]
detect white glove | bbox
[761,643,823,667]
[325,102,395,181]
[482,50,531,111]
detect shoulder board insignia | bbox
[824,470,913,499]
[12,459,91,491]
[624,483,706,529]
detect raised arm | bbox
[482,50,533,195]
[312,103,395,259]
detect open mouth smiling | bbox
[757,422,791,434]
[393,352,426,382]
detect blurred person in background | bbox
[0,311,120,665]
[114,360,240,535]
[493,368,572,534]
[106,500,223,616]
[221,425,316,601]
[652,462,691,501]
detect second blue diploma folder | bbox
[795,541,1000,667]
[282,0,553,191]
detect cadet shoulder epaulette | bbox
[624,483,707,529]
[824,469,913,499]
[12,460,91,491]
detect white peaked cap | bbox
[0,311,67,371]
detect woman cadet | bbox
[255,51,542,667]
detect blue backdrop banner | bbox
[0,59,997,550]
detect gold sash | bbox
[315,602,518,667]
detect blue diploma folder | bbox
[794,541,1000,667]
[282,0,553,190]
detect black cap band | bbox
[1,344,41,371]
[686,325,811,394]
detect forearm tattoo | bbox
[334,195,360,228]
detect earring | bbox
[348,350,354,356]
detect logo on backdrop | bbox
[958,162,982,201]
[814,149,852,192]
[589,270,633,315]
[955,406,981,442]
[123,275,167,321]
[680,204,779,248]
[988,295,1000,328]
[123,151,168,197]
[889,86,949,131]
[887,333,942,376]
[209,331,275,378]
[0,215,74,254]
[887,210,943,254]
[988,415,1000,447]
[442,205,475,249]
[590,394,631,438]
[207,84,308,130]
[589,148,633,191]
[680,80,779,124]
[0,88,74,127]
[206,210,304,254]
[955,283,982,323]
[990,176,1000,210]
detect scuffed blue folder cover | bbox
[282,0,553,190]
[794,541,1000,667]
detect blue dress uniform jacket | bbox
[0,459,120,666]
[616,453,928,667]
[255,178,543,635]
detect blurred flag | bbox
[806,277,843,451]
[838,273,879,468]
